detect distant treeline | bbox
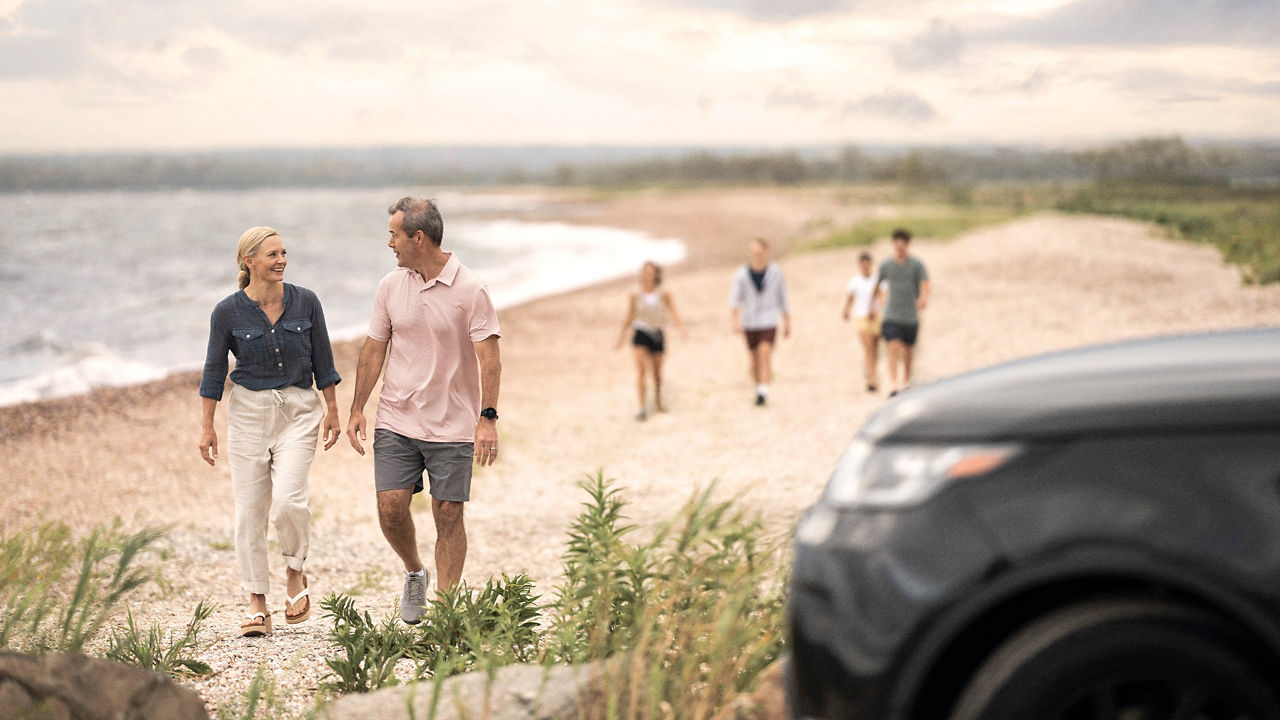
[2,137,1277,192]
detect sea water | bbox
[0,187,684,406]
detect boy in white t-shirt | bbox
[841,252,882,392]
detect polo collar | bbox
[417,253,460,289]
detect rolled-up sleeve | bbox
[308,291,342,390]
[199,307,231,400]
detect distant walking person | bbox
[345,197,502,626]
[615,261,688,421]
[842,251,882,392]
[730,238,790,406]
[874,228,930,396]
[198,226,342,637]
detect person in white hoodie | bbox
[729,238,790,406]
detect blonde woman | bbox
[198,227,342,637]
[615,261,688,420]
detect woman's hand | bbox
[322,410,341,450]
[199,427,218,467]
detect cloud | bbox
[766,87,827,111]
[893,18,963,70]
[986,0,1279,47]
[1113,68,1280,103]
[969,65,1053,96]
[657,0,853,22]
[0,30,87,78]
[843,89,938,123]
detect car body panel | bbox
[861,326,1280,443]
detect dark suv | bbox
[788,326,1280,720]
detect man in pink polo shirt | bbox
[345,196,502,625]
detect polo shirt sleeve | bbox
[469,284,501,342]
[916,258,929,281]
[367,274,393,343]
[775,267,789,313]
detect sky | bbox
[1,0,1278,153]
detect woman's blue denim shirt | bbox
[199,283,342,400]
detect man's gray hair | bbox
[389,196,444,247]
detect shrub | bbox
[0,521,162,654]
[105,598,216,677]
[319,572,541,695]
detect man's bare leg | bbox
[432,497,466,591]
[377,489,424,573]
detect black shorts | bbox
[744,327,777,350]
[633,328,665,354]
[880,321,919,346]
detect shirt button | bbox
[276,349,280,353]
[278,363,283,367]
[271,329,275,334]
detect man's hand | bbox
[346,410,368,456]
[474,419,498,467]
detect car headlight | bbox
[823,438,1020,509]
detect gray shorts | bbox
[373,429,473,502]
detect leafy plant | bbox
[319,592,419,695]
[545,473,649,663]
[0,521,162,654]
[545,476,788,720]
[319,571,543,696]
[105,598,216,677]
[415,573,542,677]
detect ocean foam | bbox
[0,342,170,406]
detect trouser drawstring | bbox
[270,389,287,419]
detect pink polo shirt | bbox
[368,255,501,443]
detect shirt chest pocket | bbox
[231,327,267,366]
[282,319,313,366]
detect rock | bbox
[317,660,613,720]
[709,659,789,720]
[0,651,208,720]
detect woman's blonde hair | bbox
[235,226,279,289]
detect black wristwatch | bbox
[480,407,499,421]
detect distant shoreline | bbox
[0,189,684,408]
[5,137,1280,193]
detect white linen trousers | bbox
[227,383,323,595]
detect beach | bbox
[1,186,1277,715]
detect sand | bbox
[1,186,1276,715]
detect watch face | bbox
[481,408,498,419]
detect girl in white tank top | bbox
[614,261,688,420]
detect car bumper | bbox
[788,496,1001,719]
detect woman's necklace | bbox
[247,289,283,309]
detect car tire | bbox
[951,598,1280,720]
